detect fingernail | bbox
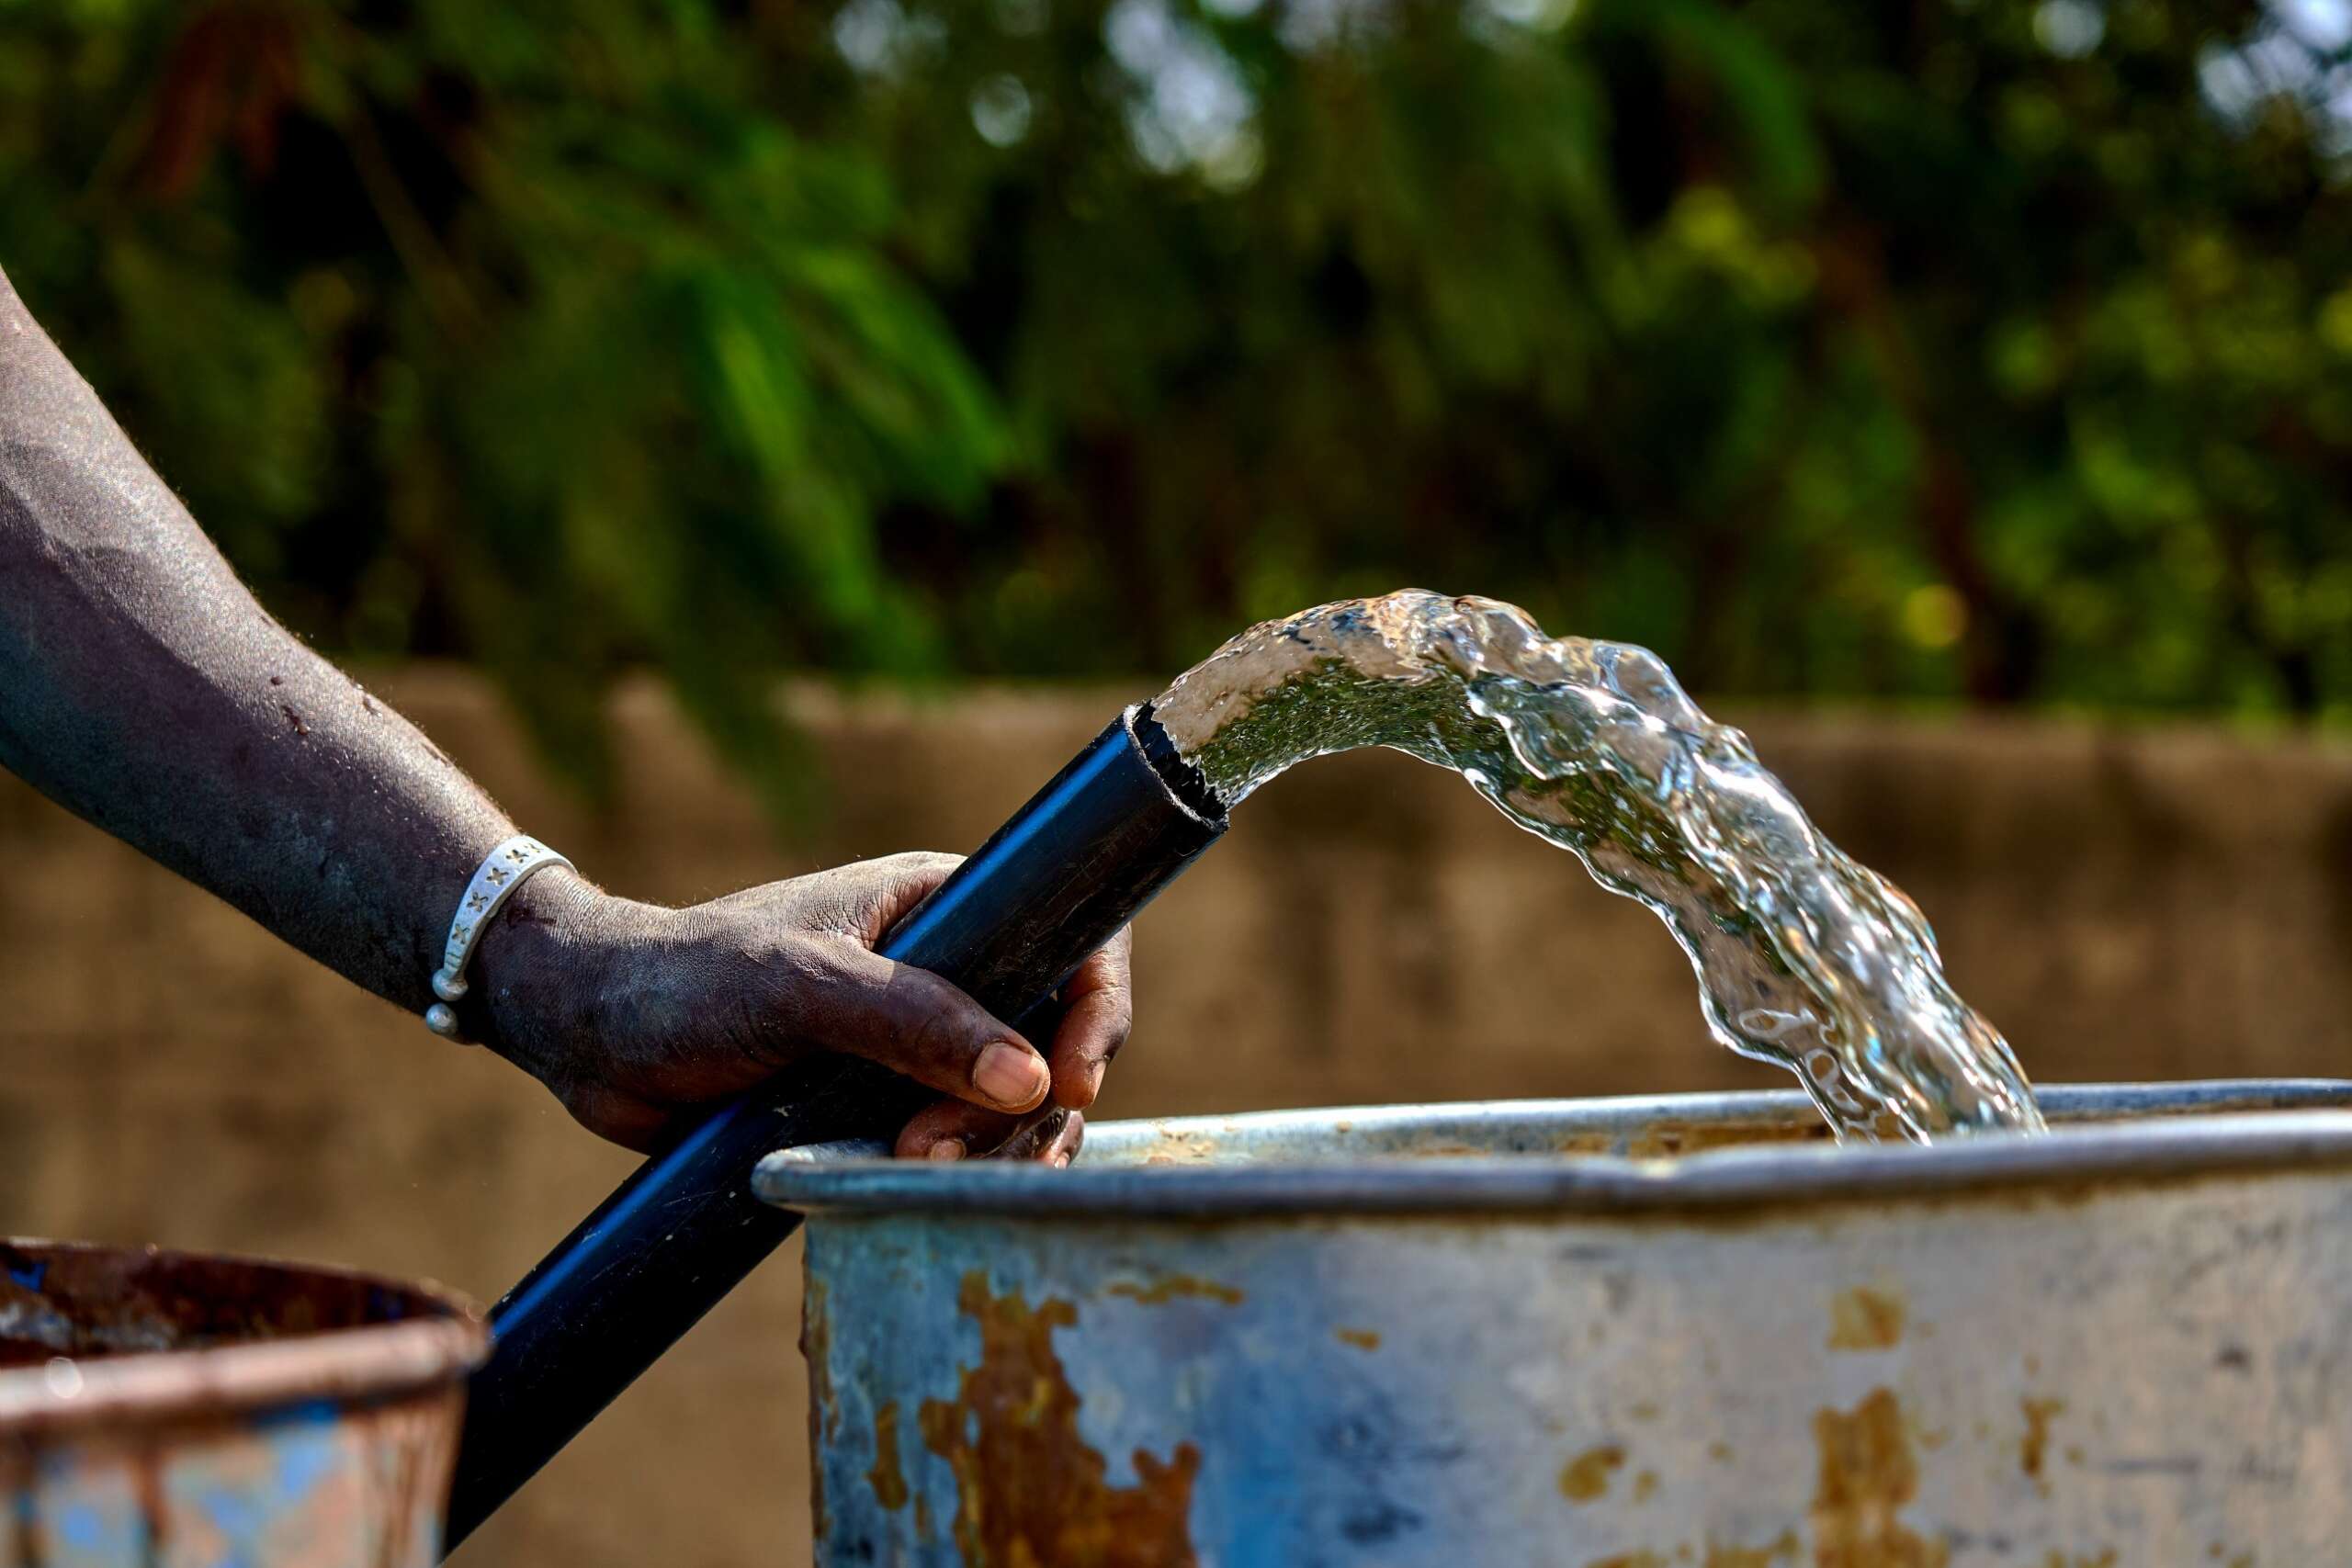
[926,1139,966,1162]
[1052,1151,1072,1168]
[974,1042,1048,1109]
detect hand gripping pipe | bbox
[442,704,1228,1550]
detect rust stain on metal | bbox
[867,1399,909,1512]
[1138,1129,1221,1166]
[1334,1327,1382,1351]
[1827,1288,1905,1351]
[134,1441,169,1559]
[1707,1534,1800,1566]
[1809,1387,1949,1568]
[373,1414,416,1568]
[2039,1553,2117,1567]
[1632,1468,1658,1501]
[1628,1119,1829,1157]
[1555,1119,1830,1158]
[1583,1554,1665,1568]
[1559,1443,1627,1502]
[2019,1398,2065,1493]
[919,1271,1201,1566]
[802,1275,837,1541]
[0,1438,42,1565]
[1106,1275,1245,1308]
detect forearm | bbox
[0,268,1112,1163]
[0,270,530,1017]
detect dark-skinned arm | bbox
[0,267,1120,1160]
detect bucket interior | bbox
[0,1240,470,1368]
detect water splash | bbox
[1150,591,2043,1141]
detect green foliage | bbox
[1,0,2347,806]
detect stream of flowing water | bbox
[1148,591,2044,1142]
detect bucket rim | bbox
[754,1078,2352,1220]
[0,1238,488,1436]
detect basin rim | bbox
[754,1079,2352,1220]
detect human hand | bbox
[467,852,1126,1160]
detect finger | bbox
[893,1099,1081,1162]
[1046,931,1133,1110]
[804,943,1051,1114]
[894,1097,1028,1160]
[988,1107,1076,1164]
[1037,1110,1085,1167]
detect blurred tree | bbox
[0,0,2346,809]
[0,0,1003,805]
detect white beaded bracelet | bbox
[424,834,574,1039]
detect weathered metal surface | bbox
[0,1239,485,1567]
[763,1081,2352,1566]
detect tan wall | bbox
[0,673,2347,1567]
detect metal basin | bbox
[0,1240,485,1567]
[760,1080,2352,1566]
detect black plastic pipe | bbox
[442,703,1227,1550]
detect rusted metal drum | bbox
[760,1080,2352,1567]
[0,1240,485,1567]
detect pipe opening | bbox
[1132,701,1228,826]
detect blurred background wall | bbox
[4,0,2352,1562]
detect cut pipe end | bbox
[1131,701,1228,828]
